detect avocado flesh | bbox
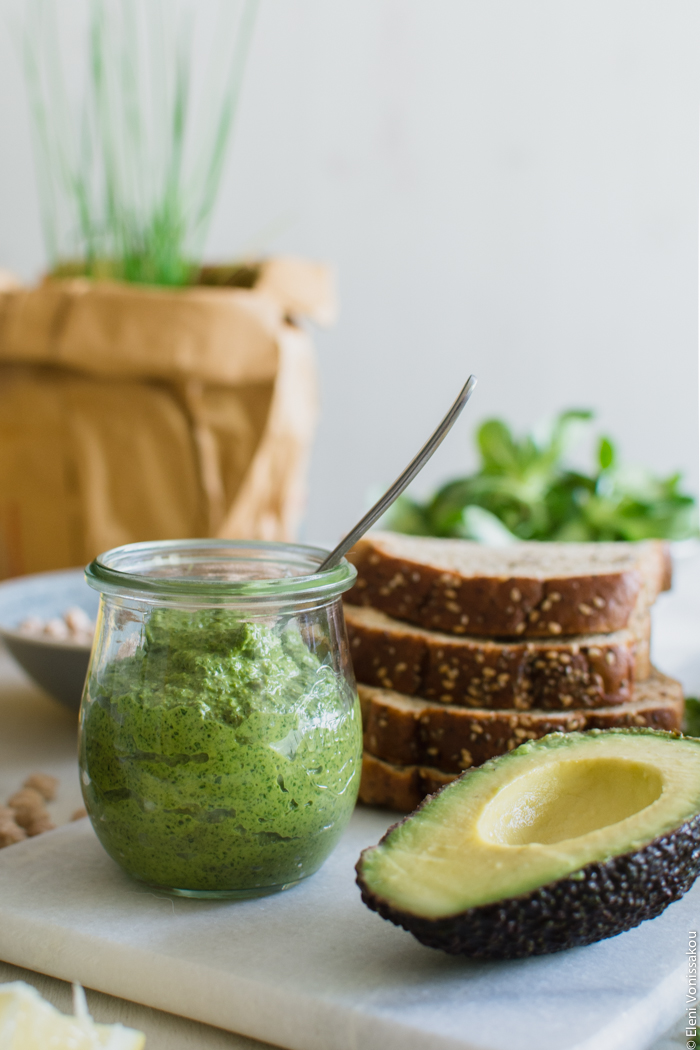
[357,729,700,958]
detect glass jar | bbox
[78,540,361,899]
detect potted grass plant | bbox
[0,0,334,577]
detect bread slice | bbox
[359,670,683,774]
[346,604,644,709]
[630,609,651,680]
[346,532,671,638]
[359,752,455,811]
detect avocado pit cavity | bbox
[479,757,664,847]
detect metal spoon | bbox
[319,375,477,571]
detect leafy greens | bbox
[384,410,697,544]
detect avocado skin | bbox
[356,813,700,959]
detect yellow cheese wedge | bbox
[0,981,145,1049]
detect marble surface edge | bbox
[0,813,697,1050]
[0,910,479,1050]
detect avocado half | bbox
[356,729,700,959]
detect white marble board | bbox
[0,805,696,1050]
[0,547,699,1050]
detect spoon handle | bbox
[319,375,477,572]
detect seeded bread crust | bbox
[359,752,455,811]
[346,533,671,638]
[346,604,641,710]
[359,671,684,774]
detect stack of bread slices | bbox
[344,531,683,812]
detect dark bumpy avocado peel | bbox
[358,814,700,959]
[356,729,700,959]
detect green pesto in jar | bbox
[79,608,362,894]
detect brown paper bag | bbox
[0,257,335,576]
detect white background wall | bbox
[0,0,698,545]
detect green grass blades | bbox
[383,410,697,543]
[23,0,259,287]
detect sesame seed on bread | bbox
[345,603,647,710]
[346,532,671,638]
[359,670,684,775]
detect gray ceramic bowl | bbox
[0,568,98,711]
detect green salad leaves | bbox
[385,410,697,543]
[685,698,700,738]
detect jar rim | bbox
[85,539,356,603]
